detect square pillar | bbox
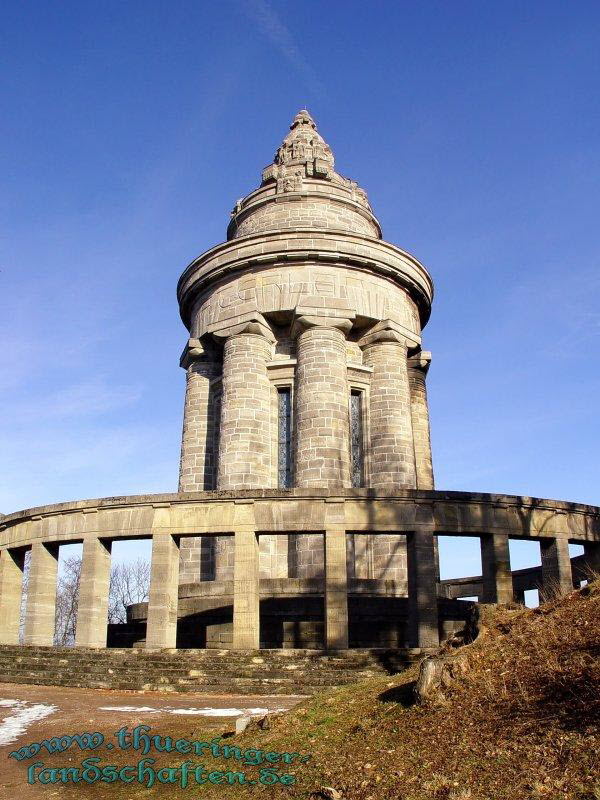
[146,528,180,650]
[75,536,112,648]
[233,501,260,649]
[325,526,349,650]
[0,548,25,644]
[540,537,573,597]
[407,528,439,648]
[24,540,59,646]
[481,533,513,603]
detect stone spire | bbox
[227,109,380,239]
[262,109,335,188]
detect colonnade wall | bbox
[1,490,598,652]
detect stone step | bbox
[0,655,398,673]
[0,662,381,682]
[0,645,422,659]
[0,644,423,695]
[0,674,325,695]
[1,668,384,684]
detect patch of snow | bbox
[169,706,287,717]
[98,705,288,717]
[0,703,57,746]
[0,699,23,708]
[170,707,245,716]
[98,706,160,713]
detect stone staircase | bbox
[0,645,430,695]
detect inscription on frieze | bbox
[192,266,419,336]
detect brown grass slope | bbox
[211,582,600,800]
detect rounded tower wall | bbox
[177,110,435,590]
[188,263,422,343]
[227,180,381,239]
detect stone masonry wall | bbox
[289,533,324,579]
[232,198,379,239]
[372,534,408,588]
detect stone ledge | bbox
[176,229,434,329]
[2,488,599,528]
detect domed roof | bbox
[227,110,381,240]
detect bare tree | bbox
[19,554,150,645]
[54,555,82,646]
[18,550,31,644]
[108,558,150,624]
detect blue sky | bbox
[1,1,598,578]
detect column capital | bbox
[408,350,432,375]
[179,337,208,369]
[291,306,354,338]
[358,319,420,349]
[207,311,276,344]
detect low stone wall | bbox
[118,587,474,650]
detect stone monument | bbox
[0,111,598,667]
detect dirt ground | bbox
[0,682,304,798]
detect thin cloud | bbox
[7,378,142,422]
[242,0,327,99]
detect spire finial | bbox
[290,109,316,130]
[261,109,335,187]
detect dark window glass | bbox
[278,388,292,489]
[212,391,222,490]
[350,391,364,488]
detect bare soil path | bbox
[0,682,305,798]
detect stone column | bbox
[481,533,513,603]
[233,501,260,649]
[407,528,439,648]
[210,313,275,490]
[359,320,417,489]
[292,309,354,489]
[324,499,348,649]
[0,548,25,645]
[540,537,573,598]
[75,536,112,648]
[178,338,218,492]
[407,350,435,490]
[146,507,180,649]
[24,539,59,646]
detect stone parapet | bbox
[2,490,600,543]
